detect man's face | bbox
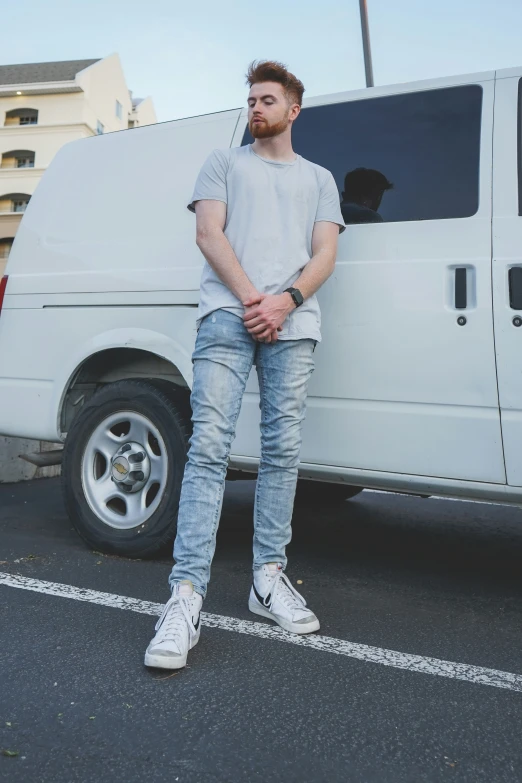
[247,81,299,139]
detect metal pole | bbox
[359,0,374,88]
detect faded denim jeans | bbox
[169,308,316,598]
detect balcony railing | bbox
[0,204,28,214]
[0,162,35,169]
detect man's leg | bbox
[248,337,319,634]
[169,310,255,598]
[253,338,316,568]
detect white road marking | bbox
[1,571,521,693]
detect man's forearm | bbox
[197,228,258,304]
[291,248,336,302]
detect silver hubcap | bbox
[82,411,168,530]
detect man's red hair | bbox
[246,60,305,107]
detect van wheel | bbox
[62,379,191,558]
[294,479,363,507]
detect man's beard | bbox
[250,113,290,139]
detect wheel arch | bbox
[55,328,194,438]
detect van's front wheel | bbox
[62,379,191,558]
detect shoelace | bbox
[265,571,308,614]
[154,593,198,642]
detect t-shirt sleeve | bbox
[315,171,346,234]
[187,149,229,213]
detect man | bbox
[340,167,393,224]
[145,60,345,670]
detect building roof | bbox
[0,59,101,86]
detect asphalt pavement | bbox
[1,477,522,783]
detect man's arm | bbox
[243,221,339,341]
[195,200,259,304]
[195,200,280,343]
[289,220,339,300]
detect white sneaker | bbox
[144,580,202,669]
[248,563,320,634]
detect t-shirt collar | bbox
[249,144,299,167]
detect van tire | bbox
[294,479,363,507]
[62,379,192,559]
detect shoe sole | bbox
[248,600,320,634]
[144,630,200,670]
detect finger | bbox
[248,323,272,335]
[242,294,264,308]
[256,328,273,342]
[243,309,262,323]
[244,315,264,328]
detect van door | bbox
[233,75,505,483]
[492,69,522,485]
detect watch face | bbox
[285,287,303,306]
[293,289,304,306]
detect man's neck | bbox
[251,136,296,164]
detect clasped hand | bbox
[242,293,294,344]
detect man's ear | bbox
[290,104,301,121]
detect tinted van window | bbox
[242,85,482,223]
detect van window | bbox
[241,85,483,224]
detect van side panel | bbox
[492,71,522,485]
[4,109,242,294]
[0,110,241,439]
[231,81,505,484]
[0,306,198,440]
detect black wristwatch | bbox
[284,287,304,308]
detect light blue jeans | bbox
[168,308,316,598]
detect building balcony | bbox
[0,167,46,177]
[0,207,27,216]
[0,193,31,216]
[0,211,24,242]
[0,122,95,138]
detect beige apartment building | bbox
[0,54,157,276]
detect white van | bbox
[1,66,522,557]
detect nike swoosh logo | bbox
[253,583,271,607]
[194,615,200,631]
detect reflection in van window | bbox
[241,85,483,223]
[341,168,393,224]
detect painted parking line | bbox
[1,571,521,693]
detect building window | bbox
[0,238,14,275]
[0,239,14,260]
[116,100,123,120]
[242,84,483,223]
[96,121,105,135]
[5,108,38,126]
[13,199,29,213]
[1,150,35,169]
[16,156,34,169]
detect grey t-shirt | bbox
[188,143,345,342]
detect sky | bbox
[2,0,522,123]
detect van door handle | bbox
[455,268,467,309]
[509,267,522,310]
